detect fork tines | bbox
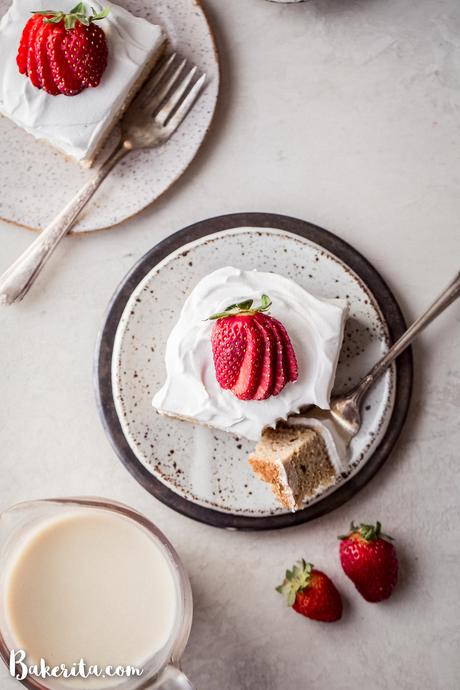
[141,52,206,130]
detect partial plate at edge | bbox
[0,0,219,232]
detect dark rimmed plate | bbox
[95,213,412,530]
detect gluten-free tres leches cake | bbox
[0,0,165,165]
[153,266,348,441]
[152,266,350,511]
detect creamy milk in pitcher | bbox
[0,498,193,690]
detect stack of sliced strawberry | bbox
[209,295,298,401]
[16,3,109,96]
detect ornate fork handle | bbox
[0,142,128,305]
[328,269,460,437]
[353,269,460,403]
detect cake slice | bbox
[0,0,165,166]
[248,426,337,511]
[153,266,348,441]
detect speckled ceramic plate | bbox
[0,0,219,233]
[95,213,412,530]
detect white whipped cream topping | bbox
[0,0,163,161]
[153,266,348,442]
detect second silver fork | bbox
[0,53,206,306]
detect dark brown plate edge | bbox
[94,212,413,531]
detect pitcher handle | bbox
[148,664,195,690]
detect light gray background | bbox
[1,0,459,688]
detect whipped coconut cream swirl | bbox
[153,267,348,445]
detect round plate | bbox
[0,0,219,233]
[95,213,413,530]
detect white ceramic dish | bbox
[0,0,219,233]
[110,227,396,518]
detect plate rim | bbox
[112,224,397,514]
[94,212,413,531]
[0,0,220,235]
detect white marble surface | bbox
[1,0,460,688]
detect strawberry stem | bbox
[338,520,394,542]
[32,3,109,30]
[276,559,313,607]
[207,294,272,321]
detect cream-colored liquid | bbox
[4,509,177,681]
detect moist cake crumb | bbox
[248,426,336,511]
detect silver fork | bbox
[299,270,460,444]
[0,53,206,305]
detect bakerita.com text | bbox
[10,649,145,681]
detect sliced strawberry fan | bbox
[209,295,299,401]
[17,3,110,96]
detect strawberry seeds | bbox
[208,295,299,401]
[16,3,109,97]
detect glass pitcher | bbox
[0,498,194,690]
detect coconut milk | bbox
[3,508,178,684]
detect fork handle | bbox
[0,142,129,305]
[354,269,460,401]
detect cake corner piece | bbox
[0,0,166,167]
[248,426,337,512]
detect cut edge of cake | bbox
[82,38,167,167]
[248,425,337,512]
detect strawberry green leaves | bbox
[32,3,110,30]
[276,559,313,606]
[338,520,393,542]
[207,294,272,321]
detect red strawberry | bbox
[16,3,109,96]
[62,20,108,89]
[272,317,298,382]
[252,314,275,400]
[211,317,248,390]
[209,295,298,401]
[35,22,61,95]
[229,318,263,400]
[26,14,44,88]
[262,316,288,395]
[47,23,88,96]
[339,521,398,602]
[17,15,41,74]
[276,559,342,622]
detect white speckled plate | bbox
[0,0,219,233]
[96,214,413,529]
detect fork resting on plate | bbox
[0,53,206,306]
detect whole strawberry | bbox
[276,559,342,622]
[17,3,109,96]
[339,521,398,602]
[208,295,298,401]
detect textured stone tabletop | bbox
[0,0,459,688]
